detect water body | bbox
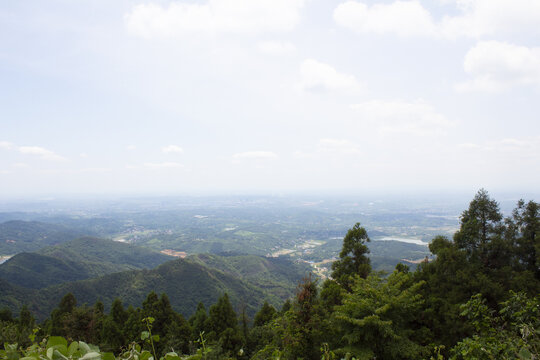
[0,256,12,264]
[375,237,429,246]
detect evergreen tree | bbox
[49,293,77,336]
[15,305,35,347]
[110,298,127,326]
[89,301,104,345]
[334,272,427,359]
[454,189,503,264]
[189,302,208,340]
[282,274,323,360]
[331,223,371,291]
[253,302,276,327]
[206,293,238,338]
[507,199,540,278]
[0,308,13,322]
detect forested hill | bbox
[0,220,85,254]
[0,190,538,360]
[0,253,310,321]
[0,237,173,289]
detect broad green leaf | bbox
[102,352,116,360]
[164,353,180,360]
[139,350,153,360]
[141,331,150,340]
[47,337,68,349]
[53,349,69,360]
[53,345,68,357]
[68,342,79,356]
[46,347,54,360]
[88,344,101,353]
[80,351,101,360]
[78,342,91,355]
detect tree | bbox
[454,189,503,264]
[110,299,127,326]
[253,302,276,327]
[282,274,323,360]
[206,293,238,339]
[331,223,371,291]
[15,305,35,347]
[450,292,540,359]
[189,302,208,341]
[334,272,427,359]
[49,293,77,336]
[507,199,540,278]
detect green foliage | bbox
[0,220,83,255]
[206,293,237,339]
[0,238,172,290]
[1,190,539,360]
[253,302,276,327]
[506,199,540,279]
[189,303,208,340]
[331,223,371,291]
[453,189,504,264]
[450,292,540,359]
[0,254,308,322]
[334,272,427,359]
[282,274,324,360]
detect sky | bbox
[1,0,540,197]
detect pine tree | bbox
[253,302,276,327]
[206,293,238,339]
[331,223,371,291]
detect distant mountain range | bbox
[0,220,86,254]
[0,237,310,320]
[0,237,173,289]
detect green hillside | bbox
[0,220,84,255]
[0,237,173,289]
[1,254,309,321]
[190,253,311,299]
[0,252,91,289]
[37,237,173,274]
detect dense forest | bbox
[1,190,539,359]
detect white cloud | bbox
[18,146,66,161]
[12,163,29,168]
[334,0,540,39]
[80,168,112,173]
[299,59,363,93]
[350,99,453,136]
[333,1,438,38]
[126,145,137,151]
[456,41,540,92]
[293,139,362,161]
[125,0,305,38]
[0,141,13,150]
[143,162,184,169]
[162,145,184,154]
[233,151,278,159]
[458,137,540,154]
[458,142,483,150]
[317,138,362,155]
[441,0,540,38]
[257,41,296,55]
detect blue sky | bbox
[1,0,539,196]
